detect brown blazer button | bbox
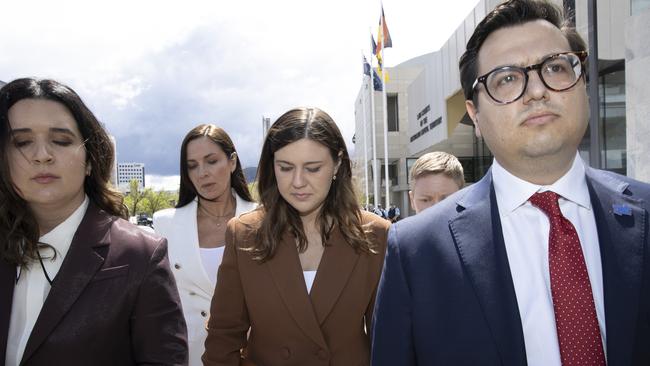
[317,349,328,360]
[200,311,207,317]
[281,347,291,359]
[174,263,181,270]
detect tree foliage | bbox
[123,179,178,217]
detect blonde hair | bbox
[410,151,465,189]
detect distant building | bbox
[118,162,145,191]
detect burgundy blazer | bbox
[0,203,188,365]
[202,210,390,366]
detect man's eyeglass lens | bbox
[478,52,585,104]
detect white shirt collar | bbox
[492,153,591,216]
[38,196,90,263]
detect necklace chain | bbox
[198,200,236,222]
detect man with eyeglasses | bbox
[371,0,650,365]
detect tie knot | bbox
[529,191,562,218]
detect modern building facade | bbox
[118,162,146,191]
[354,0,650,218]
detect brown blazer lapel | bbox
[309,227,360,325]
[265,232,327,350]
[1,258,15,363]
[21,204,112,363]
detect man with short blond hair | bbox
[408,151,464,214]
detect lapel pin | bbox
[612,204,632,216]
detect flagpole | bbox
[369,32,379,207]
[381,33,390,210]
[361,53,370,209]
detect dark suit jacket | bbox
[371,168,650,365]
[202,210,390,366]
[0,203,188,366]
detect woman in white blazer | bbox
[154,124,256,366]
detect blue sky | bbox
[1,0,480,190]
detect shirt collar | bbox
[39,196,90,261]
[492,153,591,216]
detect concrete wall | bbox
[625,7,650,183]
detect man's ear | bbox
[465,100,481,138]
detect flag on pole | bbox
[375,55,389,83]
[371,35,378,56]
[363,55,383,91]
[373,69,383,91]
[375,6,393,55]
[363,55,371,76]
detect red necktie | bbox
[529,191,605,366]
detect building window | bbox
[600,63,626,175]
[387,94,399,131]
[380,161,398,187]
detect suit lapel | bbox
[265,232,327,349]
[1,258,15,364]
[183,201,215,295]
[449,173,527,365]
[21,204,112,363]
[309,226,360,325]
[585,169,646,365]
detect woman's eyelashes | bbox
[278,165,322,173]
[12,138,74,149]
[187,159,219,170]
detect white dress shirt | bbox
[492,155,605,366]
[5,197,89,366]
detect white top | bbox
[492,155,605,366]
[6,196,89,366]
[199,246,224,285]
[303,270,317,294]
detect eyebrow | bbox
[488,51,568,71]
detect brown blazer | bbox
[0,203,188,366]
[202,210,390,366]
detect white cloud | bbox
[146,174,181,192]
[1,0,481,177]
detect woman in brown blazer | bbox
[202,107,390,366]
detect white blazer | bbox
[153,191,256,366]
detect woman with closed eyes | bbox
[202,107,390,366]
[154,124,256,366]
[0,77,187,366]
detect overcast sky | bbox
[1,0,480,190]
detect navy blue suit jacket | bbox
[371,168,650,365]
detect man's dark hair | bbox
[459,0,587,106]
